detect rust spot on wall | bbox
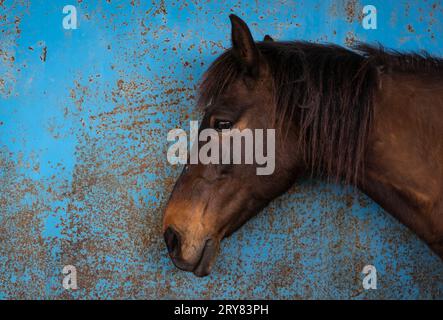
[345,0,357,23]
[345,31,356,46]
[40,46,47,62]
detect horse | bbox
[163,14,443,277]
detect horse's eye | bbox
[214,119,232,131]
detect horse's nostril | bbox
[164,226,180,255]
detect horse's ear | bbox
[229,14,260,77]
[263,34,274,42]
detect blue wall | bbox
[1,0,442,299]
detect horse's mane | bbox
[356,43,443,74]
[198,41,443,184]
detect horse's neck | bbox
[359,72,443,258]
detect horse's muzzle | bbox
[164,226,218,277]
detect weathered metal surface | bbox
[0,0,442,299]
